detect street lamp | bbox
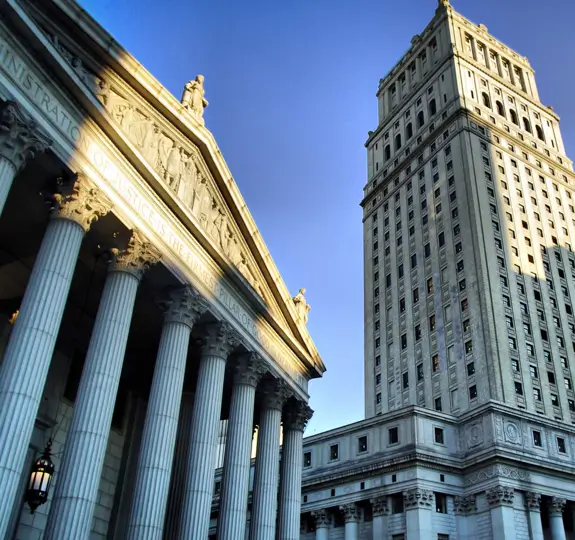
[25,439,54,514]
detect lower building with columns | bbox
[0,0,324,539]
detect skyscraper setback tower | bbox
[364,1,574,424]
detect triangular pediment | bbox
[18,0,323,374]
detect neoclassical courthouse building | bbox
[294,1,575,540]
[0,0,325,539]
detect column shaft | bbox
[0,158,16,215]
[527,511,543,540]
[372,514,388,539]
[180,329,233,539]
[127,320,192,540]
[490,506,516,539]
[277,427,304,540]
[550,514,567,540]
[216,381,257,540]
[316,526,329,540]
[249,404,282,540]
[44,268,141,539]
[0,217,84,537]
[345,521,359,540]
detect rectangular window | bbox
[389,427,399,444]
[434,428,445,444]
[358,436,368,453]
[330,444,339,461]
[533,431,542,447]
[558,437,567,454]
[303,451,312,467]
[435,492,447,513]
[469,385,477,400]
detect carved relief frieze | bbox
[47,33,279,311]
[464,464,530,486]
[465,421,484,449]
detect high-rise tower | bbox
[363,0,574,424]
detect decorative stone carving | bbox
[504,421,520,444]
[403,488,434,509]
[260,378,290,411]
[198,321,240,358]
[159,285,207,328]
[454,495,476,514]
[549,497,566,516]
[311,509,330,527]
[464,464,530,486]
[292,288,310,325]
[486,486,514,507]
[181,75,208,124]
[110,230,161,277]
[232,352,267,387]
[339,503,359,523]
[0,101,51,171]
[283,400,313,432]
[524,492,541,511]
[466,422,484,448]
[50,173,112,232]
[370,496,389,517]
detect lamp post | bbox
[26,439,54,514]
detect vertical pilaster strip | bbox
[0,174,109,539]
[249,379,288,540]
[404,488,434,539]
[126,287,206,540]
[216,353,265,540]
[371,496,389,539]
[0,100,51,215]
[277,400,313,540]
[162,392,194,539]
[44,231,160,540]
[486,486,516,540]
[179,322,239,539]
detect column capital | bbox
[524,491,541,512]
[486,485,514,507]
[110,230,161,278]
[549,496,566,516]
[454,495,476,515]
[159,285,207,328]
[403,488,434,509]
[50,173,112,231]
[283,399,313,432]
[370,496,389,517]
[310,509,330,528]
[0,100,51,171]
[260,378,290,411]
[339,502,359,523]
[198,321,240,358]
[232,352,267,387]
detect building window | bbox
[467,362,475,376]
[533,431,542,447]
[303,451,312,467]
[558,437,567,454]
[417,363,424,381]
[376,392,382,404]
[434,427,445,444]
[330,444,339,461]
[358,436,368,454]
[533,388,541,401]
[391,494,404,514]
[432,354,440,372]
[434,397,442,411]
[551,394,559,407]
[514,382,523,395]
[435,492,447,513]
[469,385,477,400]
[389,427,399,444]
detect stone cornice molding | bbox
[454,495,476,514]
[283,399,313,432]
[259,378,290,411]
[198,321,240,359]
[549,497,566,516]
[110,229,161,278]
[159,285,207,328]
[403,488,434,510]
[50,172,112,231]
[232,352,266,388]
[310,509,330,527]
[339,503,359,523]
[370,496,389,517]
[486,485,514,507]
[0,100,51,171]
[524,491,541,512]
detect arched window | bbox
[417,110,425,129]
[482,92,491,108]
[395,134,402,151]
[406,123,413,140]
[384,145,391,161]
[496,100,505,117]
[523,117,532,133]
[510,109,518,125]
[536,125,545,141]
[429,99,437,116]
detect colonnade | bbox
[0,100,312,540]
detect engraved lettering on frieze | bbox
[403,488,434,509]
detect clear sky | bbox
[78,0,575,435]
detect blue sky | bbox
[79,0,575,435]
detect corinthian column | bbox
[216,353,266,540]
[311,509,331,540]
[44,231,160,540]
[127,286,206,540]
[277,400,313,540]
[0,174,110,539]
[524,492,543,540]
[486,486,516,540]
[0,100,51,215]
[371,496,389,539]
[340,503,360,540]
[179,322,239,539]
[249,379,288,540]
[549,497,566,540]
[404,488,434,539]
